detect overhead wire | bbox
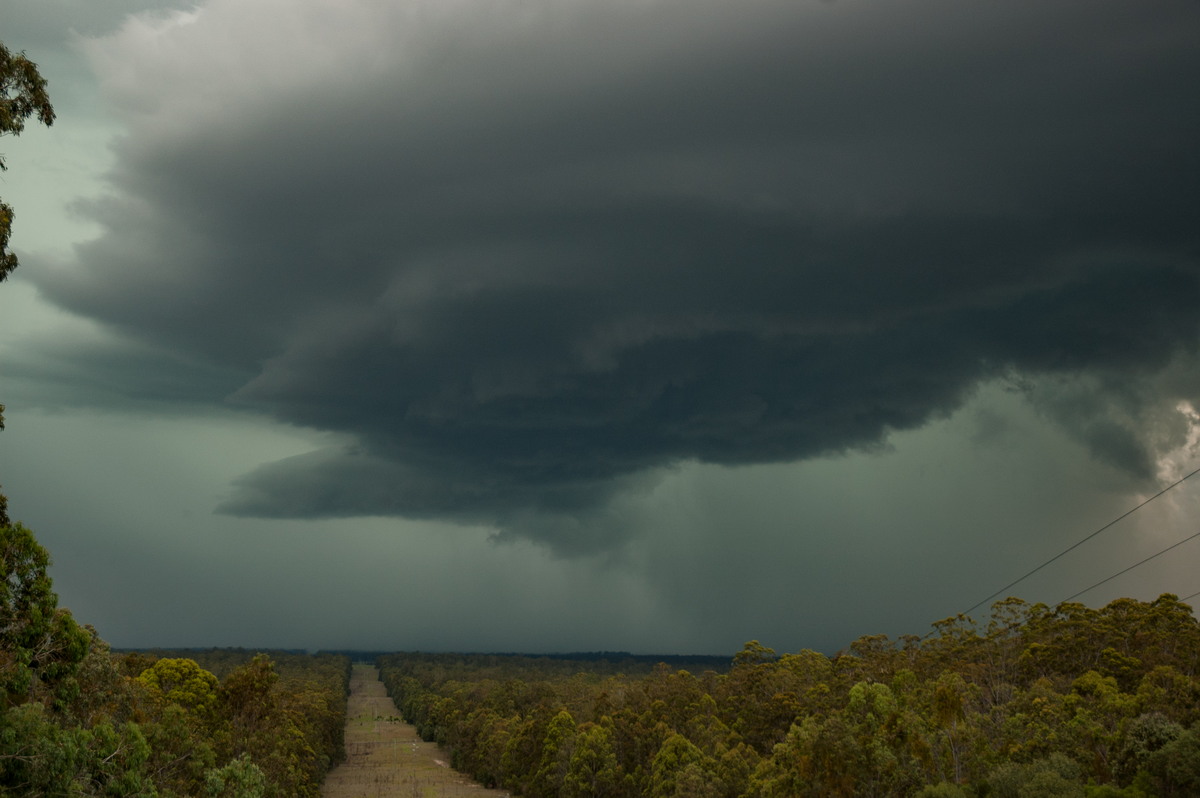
[1055,528,1200,604]
[961,462,1200,618]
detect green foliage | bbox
[0,44,53,144]
[913,784,970,798]
[744,718,822,797]
[986,753,1084,798]
[1,522,56,655]
[0,626,153,796]
[650,732,712,798]
[0,42,55,282]
[732,640,776,668]
[530,708,577,796]
[1,522,91,706]
[378,594,1200,797]
[137,657,219,716]
[141,703,218,795]
[205,754,267,798]
[1085,786,1147,798]
[1138,725,1200,797]
[0,702,80,793]
[564,721,620,798]
[1114,712,1183,784]
[81,720,155,796]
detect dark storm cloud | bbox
[28,0,1200,550]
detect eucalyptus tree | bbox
[0,41,54,283]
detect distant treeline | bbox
[319,649,732,671]
[1,522,350,796]
[118,645,352,682]
[379,595,1200,797]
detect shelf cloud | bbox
[24,0,1200,553]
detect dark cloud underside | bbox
[26,0,1200,551]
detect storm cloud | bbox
[24,0,1200,552]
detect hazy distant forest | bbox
[6,34,1200,798]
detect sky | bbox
[2,0,1199,657]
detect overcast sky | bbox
[2,0,1199,656]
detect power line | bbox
[961,462,1200,618]
[1056,529,1200,604]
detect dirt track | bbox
[321,663,511,798]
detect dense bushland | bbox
[380,596,1200,797]
[0,521,349,796]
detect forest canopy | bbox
[0,41,55,283]
[379,595,1200,797]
